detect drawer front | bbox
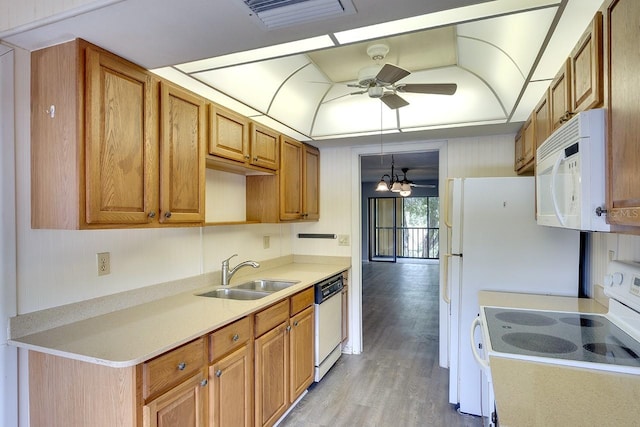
[254,299,289,337]
[209,316,252,362]
[143,337,205,400]
[290,287,314,316]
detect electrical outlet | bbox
[338,235,350,246]
[263,235,270,249]
[97,252,110,276]
[609,250,616,261]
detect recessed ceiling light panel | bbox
[241,0,356,30]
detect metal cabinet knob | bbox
[200,379,208,387]
[177,362,186,371]
[244,154,250,159]
[148,211,156,218]
[215,369,222,378]
[293,321,299,327]
[164,211,172,219]
[232,334,239,342]
[286,325,291,332]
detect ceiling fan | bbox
[400,168,436,189]
[347,43,457,109]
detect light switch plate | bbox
[338,235,350,246]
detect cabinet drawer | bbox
[142,337,205,400]
[254,300,289,338]
[209,316,252,362]
[290,287,314,316]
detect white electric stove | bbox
[473,261,640,426]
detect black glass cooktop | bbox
[483,307,640,367]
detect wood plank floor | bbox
[280,261,483,427]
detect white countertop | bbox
[479,290,608,314]
[9,261,349,368]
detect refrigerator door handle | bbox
[443,178,455,229]
[470,316,489,370]
[442,254,452,304]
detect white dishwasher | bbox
[314,273,344,382]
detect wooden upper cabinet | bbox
[533,91,551,149]
[159,81,206,224]
[604,0,640,227]
[250,122,279,171]
[84,46,158,225]
[571,12,604,114]
[209,104,250,163]
[514,114,534,175]
[279,136,304,221]
[207,104,279,172]
[303,145,320,220]
[31,39,162,229]
[31,39,206,229]
[549,59,572,132]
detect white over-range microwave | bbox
[536,108,610,232]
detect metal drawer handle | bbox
[177,362,186,371]
[232,334,239,342]
[215,369,222,378]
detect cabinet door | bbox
[159,82,206,224]
[302,145,320,220]
[209,104,250,163]
[255,323,289,427]
[514,129,524,172]
[571,12,603,113]
[520,115,535,173]
[549,59,572,131]
[605,0,640,226]
[85,46,157,225]
[279,137,304,220]
[250,123,279,171]
[210,345,253,427]
[143,373,207,427]
[533,91,550,149]
[289,306,314,403]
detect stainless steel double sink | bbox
[197,279,300,300]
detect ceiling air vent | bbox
[241,0,355,29]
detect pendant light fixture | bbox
[374,155,412,197]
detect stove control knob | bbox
[613,272,624,286]
[604,274,613,287]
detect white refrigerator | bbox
[440,177,580,419]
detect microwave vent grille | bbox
[537,117,581,161]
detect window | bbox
[369,196,439,261]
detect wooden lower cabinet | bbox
[289,306,314,403]
[27,288,318,427]
[255,322,290,427]
[209,345,253,427]
[143,373,208,427]
[254,289,315,427]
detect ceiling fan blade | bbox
[376,63,410,85]
[381,93,409,109]
[396,83,457,95]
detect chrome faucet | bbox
[221,254,260,286]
